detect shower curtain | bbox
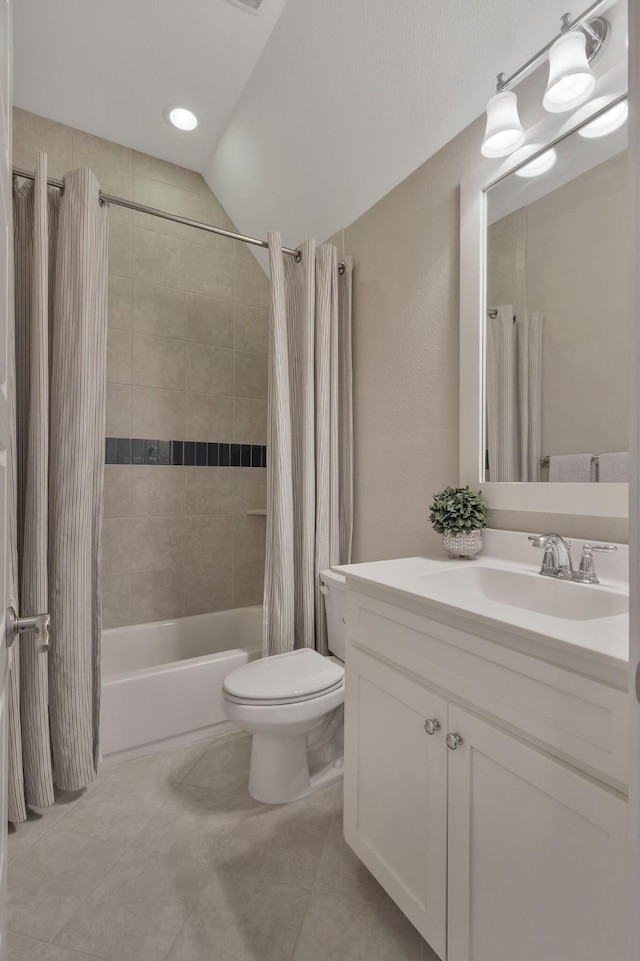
[263,234,353,657]
[486,305,544,482]
[8,153,108,822]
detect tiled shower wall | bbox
[13,108,269,627]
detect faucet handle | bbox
[575,543,617,584]
[583,543,617,554]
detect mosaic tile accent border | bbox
[105,437,267,468]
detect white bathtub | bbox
[101,607,262,762]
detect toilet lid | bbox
[223,649,344,702]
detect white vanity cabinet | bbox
[343,587,628,961]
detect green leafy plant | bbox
[428,486,488,535]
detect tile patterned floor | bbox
[7,729,440,961]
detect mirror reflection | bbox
[484,101,628,483]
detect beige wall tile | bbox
[72,128,132,175]
[133,175,190,242]
[232,560,265,609]
[184,468,234,516]
[234,304,268,354]
[183,191,235,250]
[103,465,132,518]
[72,141,133,199]
[132,333,185,390]
[13,108,73,179]
[102,572,132,629]
[129,570,184,623]
[106,384,132,437]
[234,351,267,399]
[133,281,186,340]
[107,329,132,385]
[133,228,185,289]
[130,516,184,571]
[233,468,266,514]
[102,518,133,573]
[233,398,267,444]
[131,466,184,516]
[235,256,270,310]
[108,275,133,330]
[185,293,234,348]
[184,515,233,567]
[185,343,233,395]
[184,245,234,300]
[184,392,232,442]
[133,151,210,195]
[184,563,232,616]
[131,387,185,441]
[233,515,266,566]
[108,221,133,278]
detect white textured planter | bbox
[442,529,483,559]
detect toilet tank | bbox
[319,569,346,661]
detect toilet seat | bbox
[223,648,344,706]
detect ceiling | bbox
[14,0,623,256]
[12,0,290,170]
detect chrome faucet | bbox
[529,533,617,584]
[528,533,574,580]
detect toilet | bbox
[222,569,346,804]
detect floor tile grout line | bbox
[286,887,315,961]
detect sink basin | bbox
[417,566,628,621]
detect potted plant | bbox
[429,485,488,558]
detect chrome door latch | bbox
[6,607,51,652]
[636,661,640,704]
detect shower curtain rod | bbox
[13,166,346,274]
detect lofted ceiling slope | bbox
[13,0,290,170]
[14,0,611,256]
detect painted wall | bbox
[14,109,269,627]
[343,117,629,561]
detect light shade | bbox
[515,147,557,178]
[578,100,628,138]
[481,90,525,158]
[543,31,596,113]
[163,105,198,131]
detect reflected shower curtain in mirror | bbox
[8,153,108,822]
[486,306,543,482]
[263,234,353,657]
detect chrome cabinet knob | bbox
[6,607,51,652]
[446,732,463,751]
[424,718,441,736]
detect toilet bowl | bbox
[222,569,346,804]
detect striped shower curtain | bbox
[486,306,544,482]
[8,153,108,822]
[263,234,353,657]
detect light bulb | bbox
[543,31,595,113]
[481,90,526,158]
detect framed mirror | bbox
[460,63,628,517]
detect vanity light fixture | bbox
[163,104,198,132]
[578,99,628,137]
[514,147,557,178]
[481,79,525,159]
[481,7,611,157]
[543,24,596,113]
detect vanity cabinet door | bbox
[344,651,448,959]
[446,706,627,961]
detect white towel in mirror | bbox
[598,452,628,483]
[549,454,594,483]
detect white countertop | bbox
[334,530,629,680]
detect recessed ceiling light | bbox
[515,148,557,178]
[163,104,198,132]
[578,100,628,139]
